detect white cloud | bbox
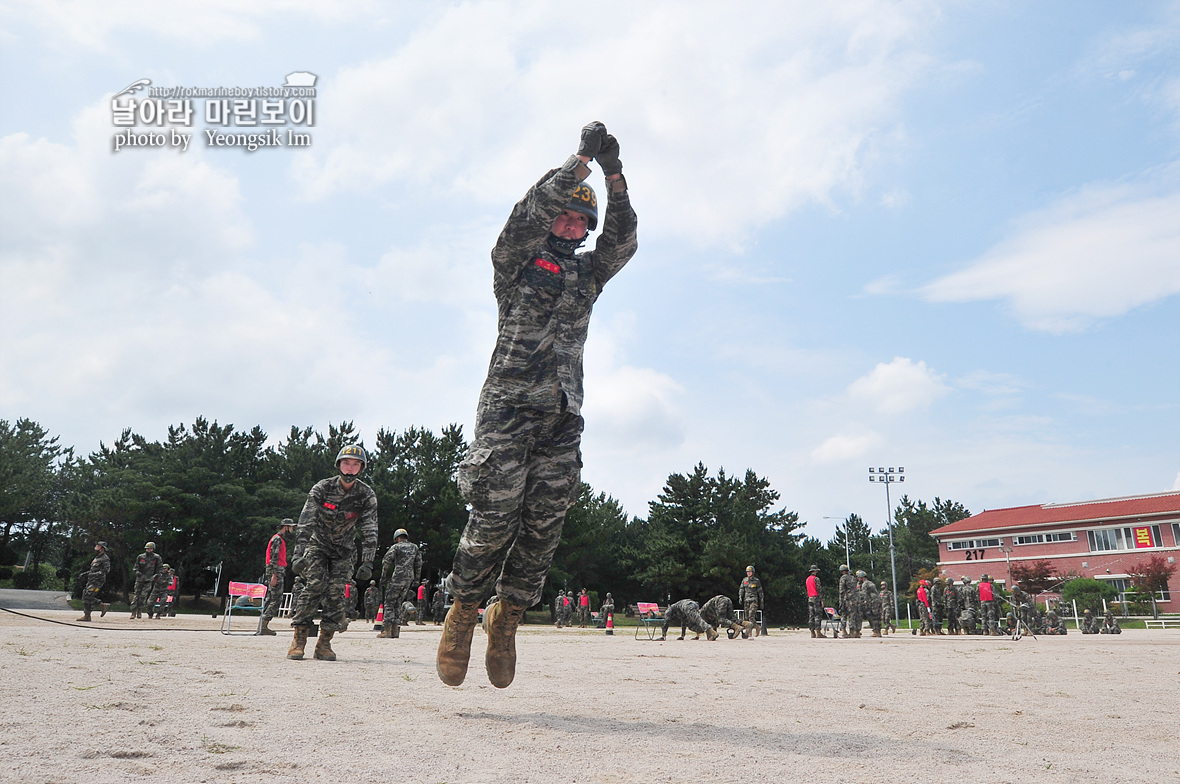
[847,357,949,414]
[811,431,884,463]
[921,181,1180,332]
[291,0,940,247]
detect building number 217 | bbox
[963,549,986,561]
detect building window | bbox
[1173,523,1180,546]
[1088,529,1124,552]
[1046,531,1076,543]
[1015,534,1043,545]
[948,538,1001,551]
[1013,531,1076,546]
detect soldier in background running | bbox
[78,542,111,622]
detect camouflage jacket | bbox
[838,573,857,607]
[858,580,881,612]
[699,595,733,625]
[295,476,379,564]
[879,589,893,613]
[930,581,945,606]
[381,540,422,584]
[739,576,764,607]
[478,155,638,418]
[665,599,699,621]
[86,551,111,586]
[134,551,162,581]
[153,568,173,593]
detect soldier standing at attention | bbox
[437,121,638,689]
[805,565,825,638]
[364,580,380,623]
[837,564,858,638]
[577,588,591,628]
[379,528,422,638]
[260,519,295,635]
[879,581,895,635]
[978,574,998,636]
[78,542,111,622]
[930,577,945,635]
[739,565,765,638]
[286,445,378,662]
[659,599,718,641]
[130,541,162,619]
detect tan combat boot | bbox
[436,599,480,686]
[872,629,882,637]
[705,626,719,641]
[377,621,394,638]
[259,618,277,636]
[77,610,92,622]
[810,629,816,638]
[484,599,527,689]
[816,628,827,638]
[287,626,309,659]
[100,603,109,617]
[314,630,337,661]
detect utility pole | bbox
[869,466,904,624]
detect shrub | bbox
[1060,577,1117,615]
[0,567,13,581]
[12,570,43,589]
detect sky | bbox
[2,1,1179,543]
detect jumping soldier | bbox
[260,519,295,635]
[77,542,111,622]
[129,541,162,619]
[287,444,378,662]
[379,528,422,638]
[437,121,637,689]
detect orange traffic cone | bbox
[373,604,384,632]
[605,612,614,636]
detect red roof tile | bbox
[930,491,1180,537]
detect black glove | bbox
[595,133,622,177]
[291,555,308,576]
[578,121,607,158]
[355,562,372,583]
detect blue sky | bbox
[2,1,1178,542]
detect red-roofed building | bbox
[929,491,1180,605]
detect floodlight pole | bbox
[823,516,851,567]
[869,466,904,624]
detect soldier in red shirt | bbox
[805,565,825,638]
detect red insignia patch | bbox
[534,258,561,274]
[323,502,337,511]
[345,512,358,521]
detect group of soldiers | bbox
[657,565,765,641]
[74,540,178,622]
[553,588,615,628]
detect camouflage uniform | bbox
[837,569,859,637]
[879,585,895,633]
[979,577,999,635]
[81,549,110,617]
[289,475,379,633]
[431,584,445,625]
[1010,585,1033,631]
[148,566,173,617]
[1044,610,1067,635]
[805,571,824,634]
[944,578,962,635]
[416,582,428,625]
[597,593,614,627]
[130,549,162,617]
[363,582,379,623]
[858,576,881,635]
[930,578,945,634]
[1099,612,1121,634]
[699,595,740,636]
[381,540,422,629]
[447,153,638,610]
[739,572,765,631]
[166,569,179,615]
[577,589,590,627]
[290,575,305,616]
[660,599,714,640]
[262,531,290,623]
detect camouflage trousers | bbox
[131,577,154,613]
[842,601,862,634]
[577,605,590,626]
[82,582,104,613]
[662,602,710,638]
[365,598,378,622]
[862,602,881,633]
[880,605,895,632]
[290,545,353,632]
[931,601,943,631]
[384,579,414,626]
[449,407,584,607]
[416,599,427,624]
[148,586,170,616]
[262,565,283,622]
[807,595,825,631]
[980,600,998,633]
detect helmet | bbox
[746,565,755,572]
[880,581,887,588]
[808,564,819,572]
[96,541,108,549]
[394,528,409,540]
[162,563,170,570]
[145,542,155,550]
[1006,612,1015,620]
[961,577,971,583]
[981,574,990,581]
[565,183,598,231]
[839,564,849,572]
[933,577,942,583]
[335,444,367,471]
[855,570,866,578]
[370,579,376,586]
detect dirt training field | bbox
[1,609,1176,784]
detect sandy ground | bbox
[1,608,1176,784]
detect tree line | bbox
[2,415,975,623]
